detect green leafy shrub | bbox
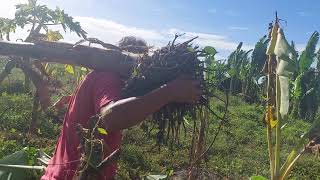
[0,80,25,94]
[0,93,60,138]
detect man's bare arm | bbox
[100,77,201,132]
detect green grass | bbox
[0,89,320,179]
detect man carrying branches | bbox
[41,36,202,180]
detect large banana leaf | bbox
[0,148,46,180]
[316,48,320,70]
[293,73,303,99]
[0,149,29,180]
[251,36,269,76]
[298,31,319,73]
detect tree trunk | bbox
[23,57,32,92]
[19,61,51,109]
[0,40,135,74]
[229,77,233,94]
[29,92,40,134]
[24,75,31,92]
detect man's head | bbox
[118,36,148,54]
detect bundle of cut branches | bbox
[122,36,227,144]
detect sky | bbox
[1,0,319,59]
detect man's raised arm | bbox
[100,77,202,132]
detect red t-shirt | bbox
[41,71,123,180]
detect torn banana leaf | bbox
[278,76,290,117]
[274,28,297,117]
[266,23,279,55]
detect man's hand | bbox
[166,76,202,104]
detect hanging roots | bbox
[76,115,121,180]
[121,35,228,145]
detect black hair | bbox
[118,36,148,54]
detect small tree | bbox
[0,0,87,133]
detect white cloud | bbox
[152,8,164,14]
[7,16,253,58]
[0,0,252,59]
[228,26,249,31]
[306,31,314,36]
[73,17,252,52]
[297,11,311,17]
[0,0,27,19]
[169,28,253,51]
[208,8,217,14]
[295,43,305,52]
[295,43,320,54]
[0,0,29,41]
[225,10,239,17]
[69,17,164,45]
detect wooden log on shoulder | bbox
[0,40,135,74]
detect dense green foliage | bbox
[0,87,319,179]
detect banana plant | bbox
[226,42,252,94]
[243,36,269,102]
[291,31,320,121]
[251,36,269,78]
[225,40,272,103]
[252,15,319,180]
